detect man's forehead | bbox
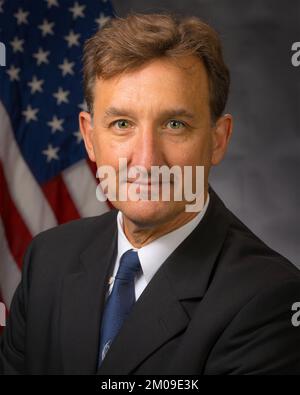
[95,55,207,87]
[93,55,210,115]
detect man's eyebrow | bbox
[103,107,133,119]
[103,107,195,120]
[160,108,195,119]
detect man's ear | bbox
[211,114,233,166]
[79,111,96,162]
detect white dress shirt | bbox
[106,193,210,301]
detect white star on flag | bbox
[64,30,81,47]
[45,0,59,8]
[14,8,29,25]
[69,1,86,20]
[0,1,4,13]
[33,48,50,66]
[42,144,60,162]
[53,87,70,105]
[95,13,111,29]
[6,65,21,82]
[73,130,83,144]
[38,19,55,37]
[22,105,39,123]
[10,37,25,53]
[47,115,64,133]
[28,76,44,94]
[58,58,75,76]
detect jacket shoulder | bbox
[217,205,300,290]
[22,209,118,278]
[32,209,117,248]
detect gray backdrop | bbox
[111,0,300,267]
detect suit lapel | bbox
[97,187,232,374]
[60,211,118,375]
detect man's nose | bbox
[131,125,164,170]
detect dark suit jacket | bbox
[1,186,300,375]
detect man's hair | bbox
[83,13,230,122]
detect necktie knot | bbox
[115,249,142,281]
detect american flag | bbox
[0,0,114,317]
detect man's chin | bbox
[113,200,184,228]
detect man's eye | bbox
[113,119,130,129]
[167,120,185,129]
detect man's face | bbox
[80,55,231,227]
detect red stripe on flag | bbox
[0,162,32,268]
[42,174,80,224]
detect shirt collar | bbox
[116,193,210,284]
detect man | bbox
[1,13,300,375]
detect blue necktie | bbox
[98,249,142,366]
